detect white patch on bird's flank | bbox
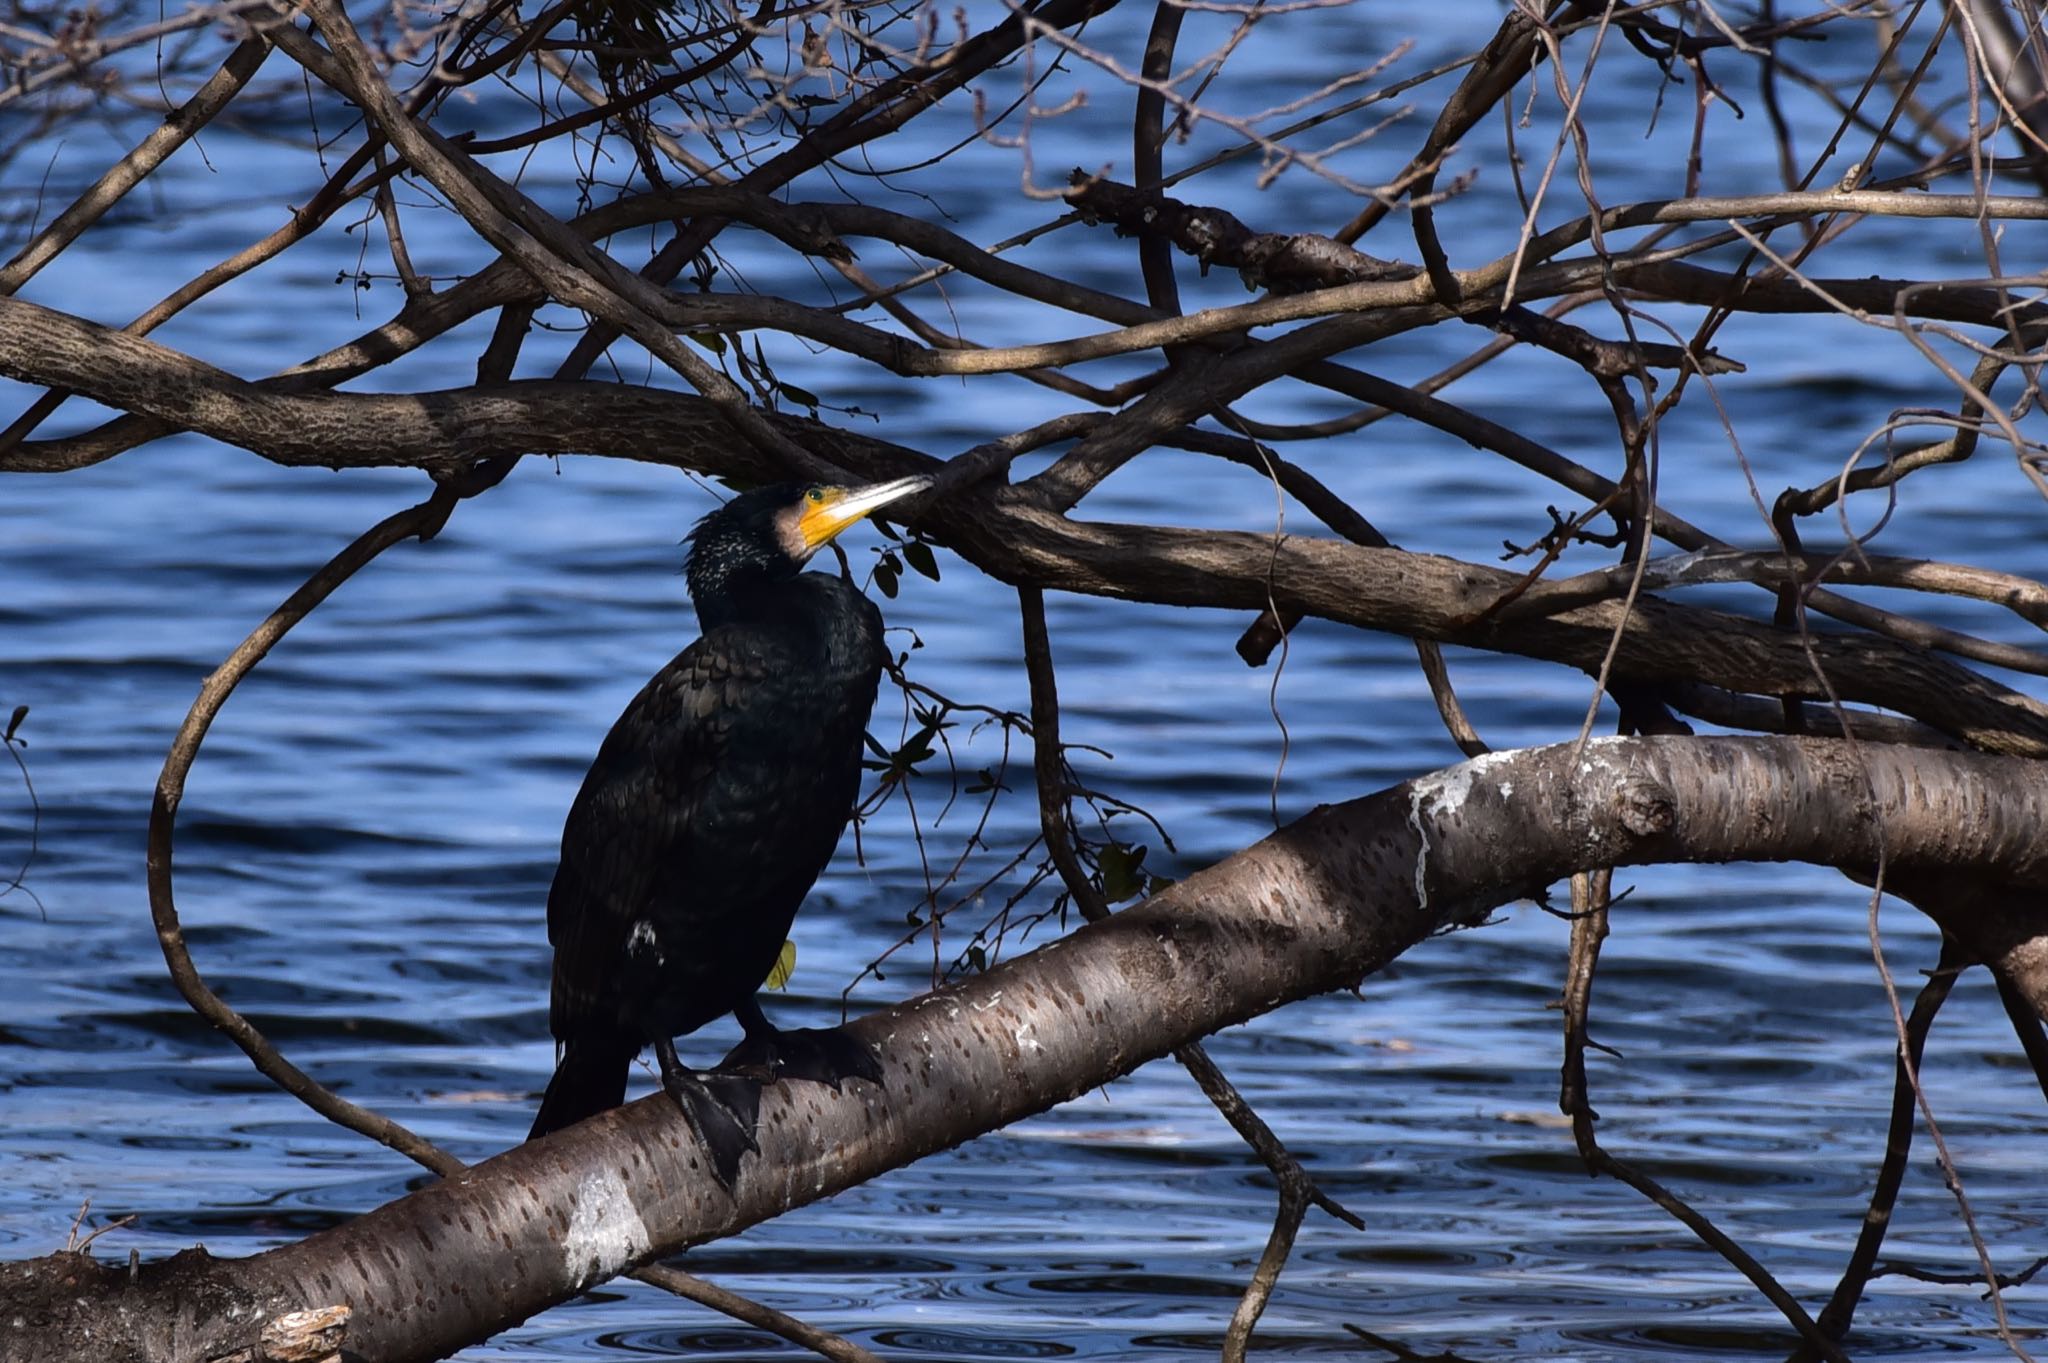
[563,1169,651,1290]
[1405,749,1527,912]
[625,919,663,965]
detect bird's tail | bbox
[529,1037,636,1140]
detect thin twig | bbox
[1016,584,1363,1360]
[1794,941,1968,1360]
[1558,867,1850,1362]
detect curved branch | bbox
[1800,942,1967,1357]
[6,293,2048,757]
[962,504,2048,756]
[147,493,460,1169]
[9,177,2035,481]
[141,484,887,1363]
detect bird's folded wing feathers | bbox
[544,627,790,1032]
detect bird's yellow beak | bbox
[795,474,934,552]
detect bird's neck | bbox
[693,574,880,677]
[690,570,803,631]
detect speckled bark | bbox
[9,736,2045,1363]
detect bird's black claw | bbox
[718,1024,884,1091]
[659,1066,762,1191]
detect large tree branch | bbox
[12,736,2047,1361]
[4,294,2047,756]
[2,184,2031,481]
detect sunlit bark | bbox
[7,737,2045,1362]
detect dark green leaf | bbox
[1098,842,1148,903]
[776,382,820,408]
[688,331,726,354]
[4,706,24,743]
[903,540,940,580]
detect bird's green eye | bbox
[806,487,826,505]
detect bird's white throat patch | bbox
[774,501,817,563]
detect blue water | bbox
[4,2,2048,1358]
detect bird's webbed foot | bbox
[719,998,884,1091]
[654,1037,761,1192]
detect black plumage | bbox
[529,476,930,1182]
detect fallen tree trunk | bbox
[7,735,2047,1362]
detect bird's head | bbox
[685,474,932,605]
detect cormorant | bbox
[529,474,931,1184]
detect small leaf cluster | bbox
[869,518,942,600]
[862,703,951,787]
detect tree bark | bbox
[6,735,2046,1363]
[4,295,2047,759]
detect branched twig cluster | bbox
[7,0,2048,1356]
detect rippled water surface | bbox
[5,2,2048,1358]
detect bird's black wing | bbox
[544,622,790,1045]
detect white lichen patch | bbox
[1572,733,1632,777]
[1405,748,1530,911]
[1575,736,1635,847]
[563,1168,651,1290]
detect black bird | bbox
[529,475,931,1183]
